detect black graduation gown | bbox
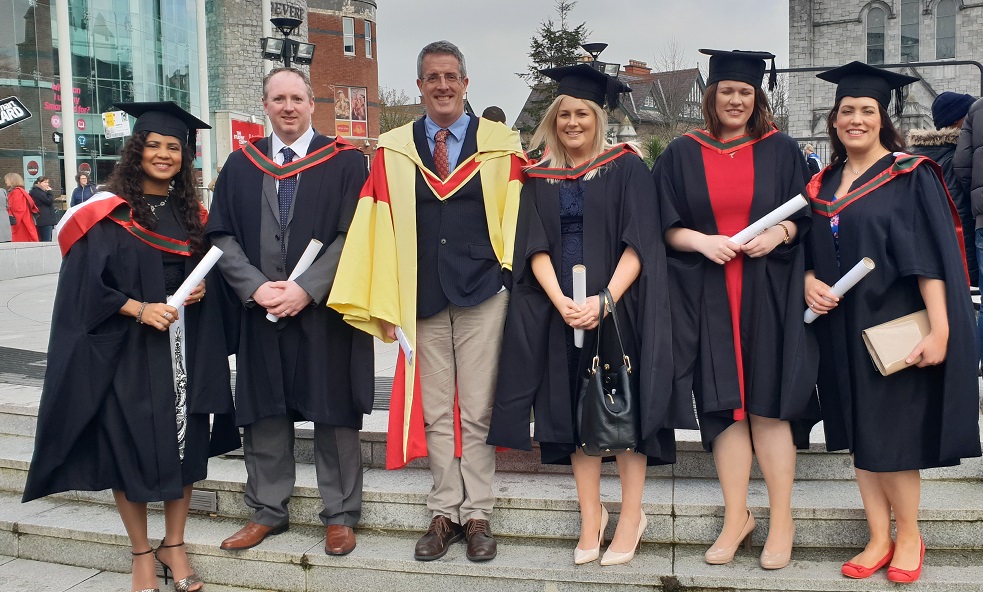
[653,131,820,450]
[808,157,981,471]
[23,220,239,503]
[487,151,692,464]
[206,136,374,427]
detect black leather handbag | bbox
[576,288,640,456]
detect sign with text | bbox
[334,86,367,138]
[102,110,131,138]
[230,118,265,150]
[0,97,32,131]
[23,156,42,188]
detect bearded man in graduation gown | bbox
[328,40,526,562]
[207,67,374,556]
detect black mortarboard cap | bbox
[816,61,920,118]
[700,48,777,91]
[113,101,211,147]
[539,63,632,110]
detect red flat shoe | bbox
[887,539,925,584]
[841,544,895,579]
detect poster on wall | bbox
[231,118,264,150]
[334,86,367,138]
[0,97,32,131]
[22,156,42,188]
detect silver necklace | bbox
[146,195,168,219]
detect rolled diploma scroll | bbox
[166,245,223,309]
[729,194,809,245]
[572,265,587,348]
[803,257,875,323]
[266,239,324,322]
[395,327,414,365]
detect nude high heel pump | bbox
[600,513,647,566]
[705,510,755,565]
[574,505,608,565]
[760,522,795,569]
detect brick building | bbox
[308,0,378,156]
[788,0,983,152]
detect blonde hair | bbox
[4,173,25,189]
[529,95,612,178]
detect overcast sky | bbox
[374,0,790,126]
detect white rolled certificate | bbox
[572,265,587,348]
[266,239,324,322]
[166,245,223,309]
[804,257,875,323]
[729,194,809,245]
[395,327,414,364]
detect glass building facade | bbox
[0,0,201,194]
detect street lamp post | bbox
[261,17,316,68]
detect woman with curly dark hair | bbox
[23,102,239,592]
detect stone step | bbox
[1,434,980,550]
[2,492,982,592]
[0,555,261,591]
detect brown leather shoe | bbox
[414,516,464,561]
[220,521,288,550]
[325,524,356,555]
[465,519,497,561]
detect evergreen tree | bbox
[517,1,590,135]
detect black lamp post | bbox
[261,17,316,67]
[581,42,620,76]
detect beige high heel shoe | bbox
[574,505,608,565]
[760,522,795,569]
[600,513,647,566]
[705,510,755,565]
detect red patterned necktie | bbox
[434,128,450,179]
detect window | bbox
[936,0,957,59]
[866,7,886,64]
[365,21,373,59]
[643,95,654,108]
[343,17,355,56]
[900,0,919,62]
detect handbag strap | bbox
[591,288,631,374]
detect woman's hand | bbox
[742,225,785,258]
[556,295,602,330]
[907,331,948,367]
[698,235,740,264]
[804,272,839,315]
[141,302,179,331]
[184,280,206,306]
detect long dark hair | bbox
[104,131,206,255]
[701,82,774,140]
[825,98,905,168]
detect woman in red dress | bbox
[653,49,818,570]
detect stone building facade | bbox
[788,0,983,153]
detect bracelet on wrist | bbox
[136,302,148,324]
[776,222,791,245]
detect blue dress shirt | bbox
[424,112,470,171]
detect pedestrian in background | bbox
[804,144,823,176]
[4,173,38,242]
[954,95,983,372]
[0,186,11,242]
[70,172,96,206]
[29,176,57,242]
[908,91,977,285]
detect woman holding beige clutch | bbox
[804,62,981,584]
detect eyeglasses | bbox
[422,72,462,85]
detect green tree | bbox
[517,1,590,135]
[642,135,665,169]
[379,87,416,134]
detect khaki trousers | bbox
[416,290,508,524]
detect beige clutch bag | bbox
[861,310,930,376]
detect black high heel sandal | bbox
[130,548,160,592]
[154,541,204,592]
